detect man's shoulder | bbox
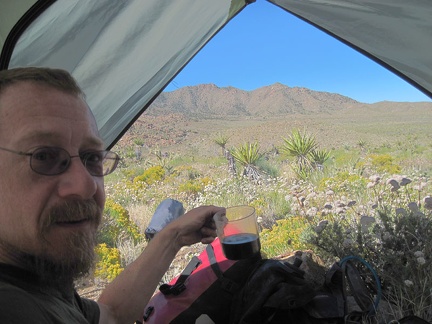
[0,282,51,322]
[0,279,37,297]
[0,279,100,323]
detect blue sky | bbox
[166,0,431,104]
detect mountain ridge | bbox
[147,82,362,117]
[116,83,431,153]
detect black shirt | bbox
[0,263,100,323]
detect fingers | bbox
[201,236,216,244]
[163,205,222,248]
[200,226,216,239]
[199,218,217,244]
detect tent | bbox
[1,0,431,149]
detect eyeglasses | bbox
[0,146,120,176]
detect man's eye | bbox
[83,152,103,163]
[33,149,58,161]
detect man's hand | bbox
[98,205,224,324]
[165,205,224,250]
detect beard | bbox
[2,199,102,290]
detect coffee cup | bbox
[213,205,261,260]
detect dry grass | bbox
[115,104,432,162]
[127,203,155,233]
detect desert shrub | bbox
[94,243,124,282]
[370,208,432,321]
[98,199,143,247]
[116,237,147,267]
[192,175,289,214]
[174,164,195,173]
[317,171,367,197]
[178,176,213,197]
[174,165,205,180]
[192,176,260,208]
[266,190,292,220]
[255,158,279,178]
[331,149,362,169]
[133,165,165,185]
[303,174,432,321]
[123,147,139,159]
[120,168,145,180]
[367,153,401,174]
[249,197,267,218]
[104,180,151,206]
[133,138,145,146]
[260,216,312,258]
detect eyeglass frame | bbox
[0,145,120,176]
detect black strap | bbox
[325,262,346,318]
[344,261,373,312]
[159,256,202,296]
[207,243,239,293]
[159,243,239,295]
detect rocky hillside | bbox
[113,83,431,153]
[146,83,360,117]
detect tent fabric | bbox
[1,0,431,149]
[3,0,249,149]
[0,0,38,51]
[269,0,432,100]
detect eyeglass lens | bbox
[29,147,118,176]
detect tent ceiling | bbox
[1,0,431,149]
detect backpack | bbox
[141,238,261,323]
[229,254,381,324]
[139,239,380,324]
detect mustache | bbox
[42,199,102,228]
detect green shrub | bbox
[133,138,145,146]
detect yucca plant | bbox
[309,148,331,168]
[230,142,264,180]
[280,129,318,172]
[213,133,230,156]
[148,147,175,174]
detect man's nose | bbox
[56,157,98,199]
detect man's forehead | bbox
[16,130,104,147]
[0,81,103,147]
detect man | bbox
[0,67,222,323]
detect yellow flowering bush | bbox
[133,165,165,185]
[260,216,311,258]
[94,243,124,281]
[178,176,213,196]
[318,171,367,196]
[99,199,143,247]
[250,197,266,217]
[367,153,401,174]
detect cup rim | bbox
[222,205,255,222]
